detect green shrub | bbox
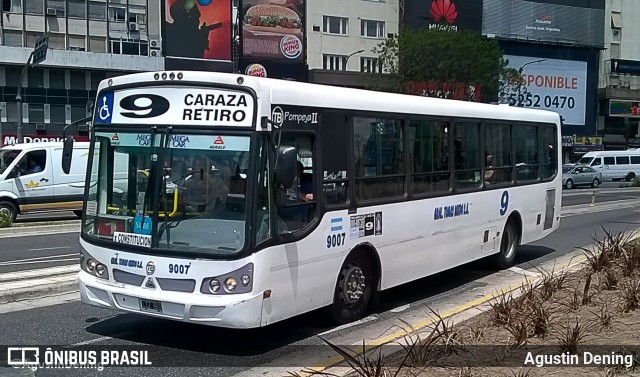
[0,211,11,228]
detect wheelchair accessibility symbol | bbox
[96,92,114,123]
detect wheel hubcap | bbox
[339,264,366,305]
[0,208,10,217]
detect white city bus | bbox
[74,71,561,328]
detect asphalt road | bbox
[1,198,640,376]
[15,210,79,223]
[0,232,80,274]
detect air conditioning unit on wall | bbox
[46,7,57,16]
[149,39,160,49]
[129,23,139,31]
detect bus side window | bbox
[603,157,615,166]
[591,158,601,166]
[453,122,482,189]
[320,114,349,205]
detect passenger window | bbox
[514,125,539,181]
[408,119,450,194]
[540,126,557,180]
[16,150,47,176]
[275,133,316,234]
[616,156,630,165]
[631,156,640,164]
[603,157,615,165]
[353,117,404,200]
[592,158,601,166]
[485,123,513,185]
[320,114,348,205]
[453,122,481,189]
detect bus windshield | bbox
[577,157,593,165]
[0,149,20,174]
[82,131,251,256]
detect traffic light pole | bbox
[16,51,34,144]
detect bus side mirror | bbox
[274,146,297,188]
[62,136,74,175]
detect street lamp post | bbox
[515,59,546,107]
[343,49,365,88]
[16,34,49,144]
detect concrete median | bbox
[0,265,80,303]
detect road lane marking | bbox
[0,258,78,266]
[65,333,131,347]
[0,253,78,265]
[28,246,73,252]
[390,304,410,313]
[508,266,539,277]
[318,315,377,336]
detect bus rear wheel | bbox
[627,173,636,182]
[327,253,373,325]
[494,221,519,269]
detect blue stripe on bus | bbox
[331,218,342,223]
[331,226,343,232]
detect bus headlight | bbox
[87,259,96,272]
[225,277,237,292]
[241,275,250,287]
[95,264,106,276]
[209,279,221,293]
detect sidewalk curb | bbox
[0,278,79,304]
[0,223,80,237]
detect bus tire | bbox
[627,173,636,182]
[0,201,18,223]
[494,220,519,269]
[327,253,373,325]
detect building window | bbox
[28,104,45,123]
[50,105,66,124]
[89,1,106,20]
[323,54,347,71]
[3,30,23,47]
[25,0,43,15]
[49,69,66,89]
[69,35,86,51]
[109,6,126,22]
[4,102,18,122]
[68,0,86,18]
[89,36,106,53]
[47,0,65,16]
[69,71,86,90]
[71,106,86,122]
[27,68,44,88]
[128,5,146,24]
[48,33,66,50]
[361,19,384,38]
[2,0,22,13]
[360,57,381,73]
[323,16,348,35]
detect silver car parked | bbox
[562,165,602,189]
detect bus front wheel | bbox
[495,221,519,269]
[327,253,373,325]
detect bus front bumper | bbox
[78,271,264,328]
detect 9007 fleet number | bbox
[169,264,190,274]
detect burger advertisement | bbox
[241,0,304,61]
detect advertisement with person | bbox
[241,0,304,61]
[164,0,232,61]
[504,55,587,126]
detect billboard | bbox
[611,59,640,75]
[483,0,604,48]
[609,100,640,118]
[1,134,89,147]
[504,55,587,126]
[404,0,483,32]
[240,0,304,61]
[164,0,232,61]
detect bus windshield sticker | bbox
[167,135,250,151]
[112,232,152,248]
[350,212,382,239]
[434,203,470,220]
[95,132,161,148]
[95,88,254,127]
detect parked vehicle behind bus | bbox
[0,142,89,222]
[74,71,561,329]
[577,150,640,182]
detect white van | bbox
[0,142,89,222]
[577,150,640,182]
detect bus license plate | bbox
[140,299,162,313]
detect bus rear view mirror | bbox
[62,136,74,175]
[274,146,297,188]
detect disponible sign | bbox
[504,55,587,126]
[94,87,255,127]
